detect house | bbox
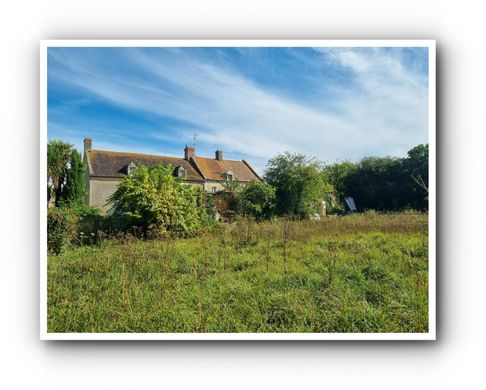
[83,138,261,212]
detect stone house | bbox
[83,138,261,213]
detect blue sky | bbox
[48,46,429,174]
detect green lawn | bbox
[47,212,429,333]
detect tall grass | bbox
[47,212,428,333]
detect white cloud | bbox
[48,47,429,174]
[314,48,428,158]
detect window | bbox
[176,166,187,177]
[211,186,217,193]
[126,162,137,175]
[224,171,234,181]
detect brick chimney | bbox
[184,145,195,160]
[215,149,223,161]
[84,138,92,153]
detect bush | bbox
[47,207,78,255]
[47,205,101,254]
[108,164,212,237]
[237,181,276,220]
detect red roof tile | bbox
[192,156,261,182]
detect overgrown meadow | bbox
[48,212,428,333]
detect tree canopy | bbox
[47,140,86,207]
[237,181,276,220]
[264,152,325,219]
[64,149,86,206]
[323,144,429,211]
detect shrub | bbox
[47,207,78,255]
[108,164,212,237]
[47,205,101,253]
[237,181,276,220]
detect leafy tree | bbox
[108,164,209,237]
[64,149,86,206]
[238,181,276,220]
[345,156,404,210]
[264,152,325,219]
[321,160,358,212]
[322,160,358,198]
[403,144,428,210]
[47,140,87,207]
[323,144,429,211]
[47,140,72,206]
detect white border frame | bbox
[40,39,436,341]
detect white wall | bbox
[1,1,485,389]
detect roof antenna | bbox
[192,132,199,148]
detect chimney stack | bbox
[215,150,223,161]
[84,138,92,152]
[184,145,195,160]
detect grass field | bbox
[47,212,429,333]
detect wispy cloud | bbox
[48,46,428,173]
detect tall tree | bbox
[322,160,358,198]
[64,149,86,205]
[47,140,72,207]
[237,181,276,220]
[346,156,404,210]
[323,144,429,211]
[264,152,325,219]
[403,144,429,210]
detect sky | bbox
[47,46,429,174]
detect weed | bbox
[47,212,428,333]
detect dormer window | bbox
[126,161,138,175]
[224,171,234,181]
[175,166,187,178]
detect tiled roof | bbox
[192,156,261,182]
[87,149,204,181]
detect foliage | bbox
[346,156,405,210]
[47,140,86,207]
[321,191,342,214]
[323,144,429,211]
[47,205,101,254]
[47,140,73,206]
[47,207,79,255]
[108,163,211,237]
[193,187,220,230]
[237,181,276,220]
[403,144,429,210]
[64,149,86,206]
[48,212,428,333]
[322,160,358,199]
[221,172,242,194]
[264,152,325,219]
[216,173,241,220]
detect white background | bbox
[0,0,483,389]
